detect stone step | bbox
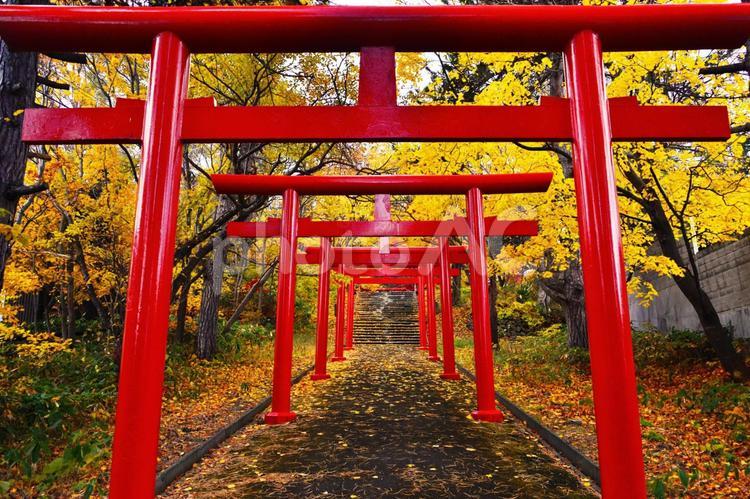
[354,332,417,336]
[352,290,420,345]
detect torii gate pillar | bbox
[466,187,504,422]
[345,280,355,350]
[311,236,332,381]
[438,238,460,380]
[426,263,440,362]
[264,188,300,425]
[109,33,190,497]
[416,271,428,351]
[331,281,346,362]
[565,30,645,495]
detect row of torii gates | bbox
[2,4,748,498]
[217,175,550,427]
[222,183,545,421]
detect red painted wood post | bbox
[311,236,332,381]
[264,188,300,425]
[426,263,440,362]
[109,32,190,498]
[565,30,646,498]
[374,193,391,254]
[345,280,355,350]
[332,281,346,362]
[417,271,428,350]
[465,187,504,423]
[361,46,395,256]
[438,237,460,380]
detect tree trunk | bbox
[196,256,219,360]
[539,262,588,349]
[488,275,499,344]
[562,270,587,349]
[221,259,277,336]
[196,257,219,359]
[195,198,232,359]
[449,236,462,306]
[174,274,193,342]
[564,301,587,348]
[513,50,590,349]
[63,251,75,340]
[0,0,38,291]
[451,271,461,306]
[487,236,504,345]
[72,237,112,333]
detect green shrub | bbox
[631,327,713,369]
[495,324,590,383]
[217,322,274,362]
[0,339,116,491]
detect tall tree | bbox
[381,15,750,379]
[0,0,43,291]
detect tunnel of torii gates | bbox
[2,4,748,498]
[224,204,541,415]
[216,174,550,428]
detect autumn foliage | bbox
[1,0,750,496]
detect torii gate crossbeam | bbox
[227,217,538,238]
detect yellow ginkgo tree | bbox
[379,41,750,379]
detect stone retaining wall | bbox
[629,236,750,338]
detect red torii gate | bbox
[345,267,449,360]
[339,252,464,366]
[2,4,747,498]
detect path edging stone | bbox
[455,362,601,486]
[154,364,314,495]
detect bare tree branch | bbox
[699,62,749,75]
[36,75,70,91]
[43,52,87,64]
[6,182,49,199]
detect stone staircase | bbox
[353,289,420,345]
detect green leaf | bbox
[650,478,666,499]
[677,468,690,488]
[40,455,68,478]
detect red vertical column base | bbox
[418,346,429,351]
[344,346,353,351]
[264,411,298,425]
[331,355,346,362]
[440,372,461,380]
[428,355,442,362]
[310,373,331,381]
[471,409,504,423]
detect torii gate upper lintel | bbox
[3,4,749,498]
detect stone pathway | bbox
[164,345,597,498]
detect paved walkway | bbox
[164,345,596,498]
